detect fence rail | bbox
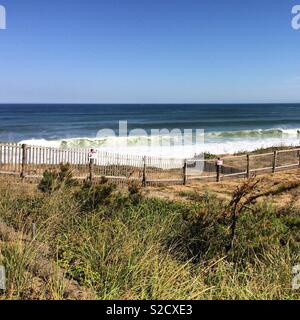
[0,143,300,185]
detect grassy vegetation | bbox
[0,168,300,300]
[234,145,300,156]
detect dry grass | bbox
[148,169,300,206]
[0,174,300,300]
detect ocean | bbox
[1,103,300,158]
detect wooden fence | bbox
[0,143,300,185]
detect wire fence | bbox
[0,143,299,185]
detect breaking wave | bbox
[18,127,300,158]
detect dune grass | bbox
[0,173,300,300]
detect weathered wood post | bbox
[142,156,147,187]
[183,159,187,185]
[20,144,28,179]
[216,158,223,182]
[272,151,277,173]
[88,149,95,182]
[216,164,221,182]
[246,154,250,179]
[298,150,300,168]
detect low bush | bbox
[75,179,117,213]
[128,180,144,205]
[38,163,77,193]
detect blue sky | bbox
[0,0,299,103]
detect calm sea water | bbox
[1,104,300,156]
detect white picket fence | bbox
[0,143,300,185]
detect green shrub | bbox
[128,180,143,205]
[171,196,230,261]
[37,170,58,193]
[38,163,76,193]
[75,179,117,213]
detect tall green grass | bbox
[0,176,299,300]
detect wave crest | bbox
[18,127,300,157]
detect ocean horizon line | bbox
[1,102,300,106]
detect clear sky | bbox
[0,0,300,103]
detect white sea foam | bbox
[18,127,300,158]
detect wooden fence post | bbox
[246,154,250,179]
[272,151,277,173]
[183,159,187,185]
[20,144,28,178]
[89,150,95,182]
[298,150,300,168]
[216,165,221,182]
[216,158,222,182]
[142,156,147,187]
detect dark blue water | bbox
[1,104,300,154]
[0,103,300,141]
